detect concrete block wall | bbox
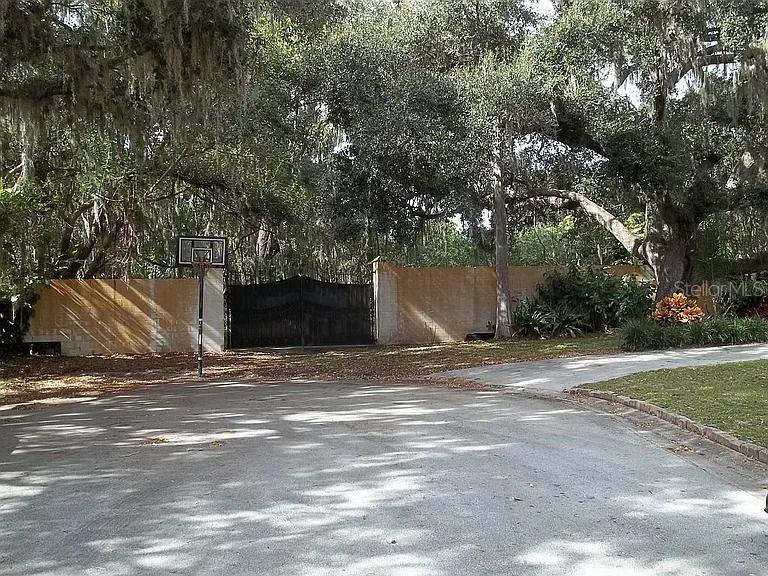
[25,271,225,355]
[374,262,644,345]
[374,262,496,345]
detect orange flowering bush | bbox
[651,293,705,324]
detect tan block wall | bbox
[374,263,496,344]
[374,262,644,345]
[25,271,225,355]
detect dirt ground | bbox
[0,335,620,406]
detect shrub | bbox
[744,302,768,320]
[712,278,768,317]
[511,301,588,339]
[511,267,654,339]
[651,293,705,324]
[614,275,656,325]
[511,301,545,337]
[621,316,768,351]
[534,267,654,333]
[620,318,664,350]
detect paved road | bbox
[437,343,768,391]
[1,381,766,575]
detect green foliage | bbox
[508,214,631,267]
[621,316,768,351]
[0,4,339,290]
[0,0,263,132]
[322,0,545,251]
[535,267,654,331]
[510,217,577,265]
[511,301,588,338]
[619,319,660,350]
[710,278,768,317]
[393,221,492,268]
[512,267,653,338]
[520,0,768,293]
[3,0,768,298]
[321,4,486,243]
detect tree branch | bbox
[666,47,737,87]
[82,221,123,278]
[616,44,737,95]
[715,251,768,276]
[59,235,98,279]
[515,187,646,261]
[143,144,192,200]
[59,200,96,257]
[0,81,69,103]
[550,100,608,159]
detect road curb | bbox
[569,388,768,464]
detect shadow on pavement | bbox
[1,381,766,575]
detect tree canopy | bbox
[2,0,768,314]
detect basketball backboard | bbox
[176,236,228,268]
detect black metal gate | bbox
[228,276,375,348]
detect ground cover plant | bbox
[620,291,768,350]
[621,316,768,351]
[582,360,768,448]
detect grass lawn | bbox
[0,334,620,405]
[583,360,768,448]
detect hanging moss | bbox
[0,0,256,133]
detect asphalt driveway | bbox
[1,381,766,575]
[437,343,768,391]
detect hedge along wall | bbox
[24,271,225,355]
[374,261,645,345]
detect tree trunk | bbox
[493,135,513,339]
[60,236,98,279]
[651,235,691,297]
[644,204,693,298]
[517,188,698,300]
[83,221,124,279]
[12,119,35,191]
[256,227,276,262]
[251,224,279,281]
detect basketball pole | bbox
[177,236,227,377]
[197,270,204,377]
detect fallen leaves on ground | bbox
[143,437,168,446]
[0,335,620,406]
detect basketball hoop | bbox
[191,248,212,278]
[192,259,211,278]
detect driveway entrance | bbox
[1,381,766,575]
